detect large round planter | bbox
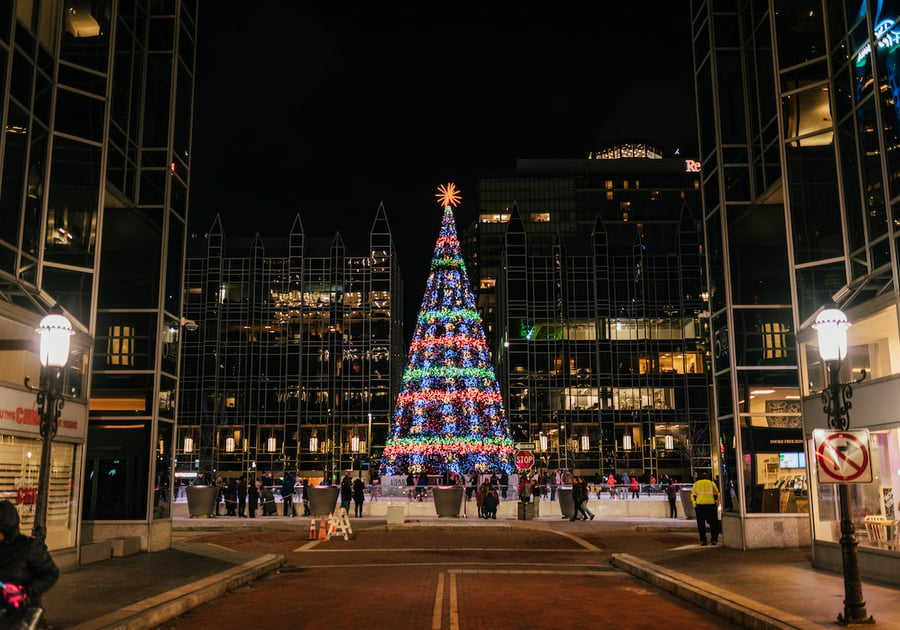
[186,485,218,518]
[557,487,575,520]
[432,486,464,517]
[308,485,339,517]
[679,488,696,520]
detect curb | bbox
[610,553,830,630]
[67,553,284,630]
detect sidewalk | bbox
[40,511,899,630]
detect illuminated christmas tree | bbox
[381,183,515,475]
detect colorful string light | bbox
[381,192,514,475]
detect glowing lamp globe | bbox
[814,308,850,363]
[38,314,73,368]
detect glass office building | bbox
[177,208,403,487]
[465,151,710,483]
[0,1,197,563]
[692,1,900,578]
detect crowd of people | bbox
[195,470,377,519]
[191,468,692,524]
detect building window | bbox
[107,325,134,366]
[530,212,551,222]
[479,213,510,223]
[762,321,788,359]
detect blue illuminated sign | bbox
[855,18,900,65]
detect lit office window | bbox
[762,321,787,359]
[107,325,134,366]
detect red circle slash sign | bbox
[815,432,870,483]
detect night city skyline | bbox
[189,5,697,337]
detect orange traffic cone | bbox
[317,515,327,540]
[308,518,317,540]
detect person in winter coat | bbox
[518,476,533,503]
[0,501,59,610]
[665,478,678,518]
[247,477,260,518]
[607,474,617,499]
[340,472,353,513]
[281,471,296,517]
[237,475,247,517]
[570,477,593,521]
[482,484,499,519]
[476,483,488,518]
[352,477,365,517]
[260,481,277,516]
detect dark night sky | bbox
[188,5,697,338]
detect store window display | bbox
[810,427,899,550]
[0,438,78,551]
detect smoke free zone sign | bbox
[812,429,873,484]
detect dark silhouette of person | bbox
[0,501,59,613]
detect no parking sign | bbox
[812,429,872,484]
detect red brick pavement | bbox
[159,527,742,630]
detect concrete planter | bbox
[432,486,464,517]
[557,487,575,519]
[680,488,696,520]
[186,485,218,518]
[308,485,339,516]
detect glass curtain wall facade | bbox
[693,0,900,572]
[466,154,710,483]
[177,208,403,489]
[0,1,195,557]
[690,2,806,534]
[83,2,195,556]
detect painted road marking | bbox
[432,572,444,630]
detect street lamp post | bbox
[25,313,73,542]
[813,307,873,626]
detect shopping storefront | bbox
[801,305,900,586]
[0,386,87,554]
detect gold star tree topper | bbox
[436,182,462,208]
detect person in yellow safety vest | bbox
[691,472,720,546]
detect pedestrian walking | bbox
[214,476,224,516]
[607,473,617,499]
[0,500,59,620]
[570,477,593,521]
[352,477,365,517]
[237,475,247,517]
[579,477,594,520]
[570,477,591,521]
[281,471,296,517]
[225,478,238,516]
[630,476,640,499]
[340,472,353,513]
[248,476,259,518]
[499,470,509,500]
[691,472,720,545]
[665,478,678,518]
[301,478,310,515]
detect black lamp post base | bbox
[837,612,874,626]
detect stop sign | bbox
[515,450,535,470]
